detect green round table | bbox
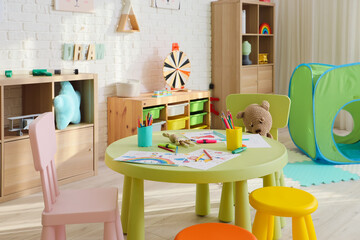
[105,130,288,240]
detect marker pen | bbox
[196,139,217,144]
[232,147,247,154]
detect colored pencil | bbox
[203,149,213,160]
[158,145,175,153]
[228,110,234,128]
[195,153,205,162]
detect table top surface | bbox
[105,130,288,183]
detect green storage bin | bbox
[143,106,165,121]
[167,116,189,130]
[190,112,207,126]
[190,99,208,113]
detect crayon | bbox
[203,149,213,160]
[158,145,175,153]
[195,153,205,162]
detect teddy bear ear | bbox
[237,111,245,119]
[261,100,270,111]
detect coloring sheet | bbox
[178,149,240,170]
[242,134,271,148]
[181,131,226,141]
[114,151,186,166]
[114,149,240,170]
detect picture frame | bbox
[151,0,181,10]
[55,0,95,13]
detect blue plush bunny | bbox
[54,81,81,130]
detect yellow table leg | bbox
[195,183,210,216]
[218,182,234,222]
[234,180,251,231]
[121,175,132,234]
[127,178,144,240]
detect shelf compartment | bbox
[190,99,209,113]
[168,102,188,117]
[190,112,207,126]
[152,120,166,132]
[242,3,258,34]
[4,83,52,138]
[142,105,165,121]
[259,36,274,64]
[54,80,95,125]
[259,5,274,34]
[167,116,189,130]
[242,36,258,66]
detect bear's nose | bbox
[255,129,261,133]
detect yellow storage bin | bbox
[167,116,189,130]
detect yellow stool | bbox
[249,186,318,240]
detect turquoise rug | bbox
[283,150,360,187]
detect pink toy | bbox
[29,112,124,240]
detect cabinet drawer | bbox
[4,139,41,195]
[55,127,94,180]
[258,66,273,93]
[240,67,258,93]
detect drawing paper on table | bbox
[182,131,226,141]
[241,134,271,148]
[114,151,187,166]
[180,149,240,170]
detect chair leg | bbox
[304,215,317,240]
[41,226,56,240]
[104,222,117,240]
[292,217,310,240]
[55,225,66,240]
[115,208,125,240]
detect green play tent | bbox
[288,63,360,164]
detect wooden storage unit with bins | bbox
[107,91,210,144]
[0,74,98,202]
[211,0,275,129]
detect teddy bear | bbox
[163,132,195,148]
[236,100,273,139]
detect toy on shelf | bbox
[259,53,269,64]
[163,132,195,148]
[152,90,172,98]
[242,41,252,65]
[163,43,191,90]
[5,70,12,78]
[8,114,41,136]
[32,69,52,76]
[259,23,271,34]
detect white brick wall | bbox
[0,0,213,158]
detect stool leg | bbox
[292,217,310,240]
[267,215,274,240]
[218,182,234,222]
[305,215,317,240]
[252,211,271,240]
[195,183,210,216]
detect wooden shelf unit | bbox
[0,74,98,202]
[211,0,276,129]
[107,90,211,144]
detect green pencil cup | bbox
[138,126,153,147]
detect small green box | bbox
[190,99,208,113]
[143,106,165,121]
[190,112,207,126]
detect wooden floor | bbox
[1,128,360,240]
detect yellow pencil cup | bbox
[226,127,243,151]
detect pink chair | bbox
[29,112,124,240]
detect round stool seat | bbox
[249,186,318,217]
[175,223,257,240]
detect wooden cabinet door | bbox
[55,127,94,180]
[258,66,273,93]
[240,67,258,93]
[4,139,41,195]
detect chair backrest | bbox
[29,112,59,212]
[226,94,291,140]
